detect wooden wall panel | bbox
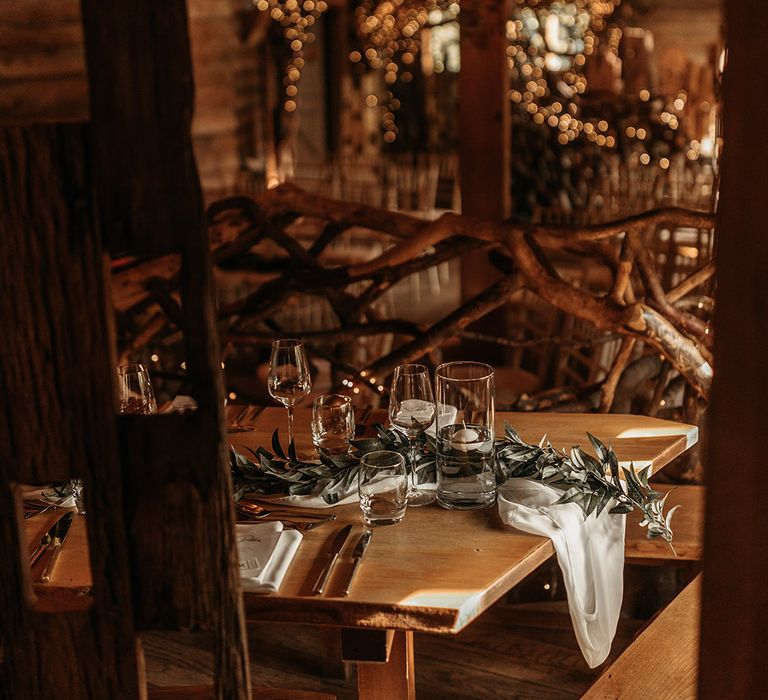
[0,0,88,123]
[0,0,253,196]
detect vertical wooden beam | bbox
[699,2,768,697]
[0,124,143,700]
[458,0,510,300]
[78,2,251,698]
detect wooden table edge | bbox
[243,538,555,634]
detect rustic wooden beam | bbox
[458,0,510,304]
[699,1,768,695]
[79,1,251,697]
[0,124,142,699]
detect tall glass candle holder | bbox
[435,361,496,510]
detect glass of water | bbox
[312,394,355,455]
[358,451,408,526]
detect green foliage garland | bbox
[231,421,678,544]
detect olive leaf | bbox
[230,420,679,545]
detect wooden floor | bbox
[143,564,698,699]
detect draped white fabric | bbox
[497,478,626,668]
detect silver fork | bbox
[236,502,336,521]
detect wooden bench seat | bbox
[625,485,704,562]
[147,686,336,700]
[583,574,701,699]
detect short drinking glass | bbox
[358,451,408,526]
[312,394,355,456]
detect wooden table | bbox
[26,407,697,699]
[232,408,697,699]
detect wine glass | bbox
[388,363,436,506]
[117,363,157,415]
[268,339,312,448]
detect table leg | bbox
[355,630,415,700]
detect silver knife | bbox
[340,530,372,597]
[37,512,74,583]
[28,512,68,566]
[312,524,352,595]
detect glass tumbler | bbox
[435,361,496,510]
[312,394,355,456]
[358,451,408,526]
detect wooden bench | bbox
[148,686,336,700]
[583,574,701,699]
[625,485,704,562]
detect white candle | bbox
[450,427,481,452]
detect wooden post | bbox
[458,0,510,300]
[78,1,251,698]
[456,1,510,363]
[0,125,143,700]
[699,2,768,696]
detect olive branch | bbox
[231,421,679,544]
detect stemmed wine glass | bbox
[268,339,312,448]
[388,363,436,506]
[117,363,158,415]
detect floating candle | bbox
[450,427,481,452]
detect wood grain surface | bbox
[25,406,698,637]
[584,575,701,699]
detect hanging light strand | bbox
[255,0,329,108]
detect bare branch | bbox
[599,337,637,413]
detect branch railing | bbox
[113,184,716,412]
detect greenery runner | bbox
[231,421,679,545]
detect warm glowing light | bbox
[639,89,650,101]
[150,354,159,362]
[640,153,650,165]
[659,157,670,169]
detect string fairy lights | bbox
[254,0,329,109]
[507,0,622,148]
[351,0,460,142]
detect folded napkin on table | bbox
[22,485,76,509]
[497,478,625,668]
[237,521,302,593]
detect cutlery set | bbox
[27,497,371,594]
[235,501,337,531]
[28,511,74,583]
[313,524,372,597]
[237,500,373,596]
[227,405,265,432]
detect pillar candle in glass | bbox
[435,361,496,510]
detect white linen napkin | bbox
[236,522,302,593]
[497,478,626,668]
